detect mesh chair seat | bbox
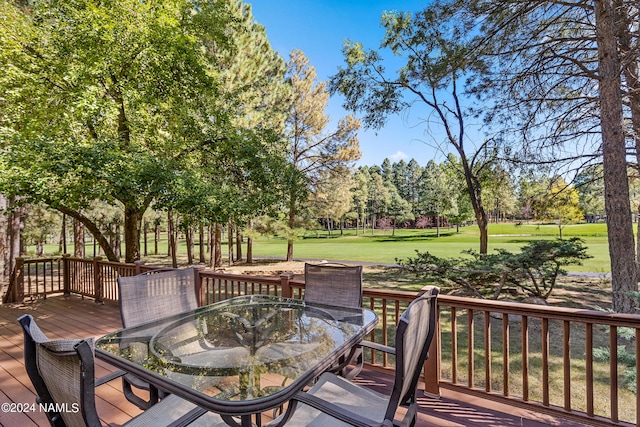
[275,372,390,426]
[272,286,439,427]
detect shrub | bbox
[397,237,592,300]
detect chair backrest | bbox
[303,263,363,308]
[118,267,199,328]
[385,286,439,421]
[18,314,99,427]
[18,314,66,427]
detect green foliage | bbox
[283,49,361,259]
[0,0,289,262]
[398,237,592,300]
[593,346,636,367]
[594,345,637,394]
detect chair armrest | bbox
[361,340,395,355]
[95,369,126,387]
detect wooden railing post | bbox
[93,257,103,304]
[423,322,441,397]
[134,260,145,275]
[192,266,205,306]
[280,273,293,298]
[62,254,71,296]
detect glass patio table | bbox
[95,294,378,427]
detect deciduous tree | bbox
[0,0,234,262]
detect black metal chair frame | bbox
[270,286,439,427]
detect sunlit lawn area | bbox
[248,222,611,273]
[32,222,611,272]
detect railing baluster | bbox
[636,328,640,427]
[27,263,33,297]
[522,315,529,401]
[610,326,618,423]
[542,318,549,406]
[586,322,594,417]
[503,313,509,397]
[484,311,491,392]
[382,299,389,366]
[35,262,39,297]
[451,307,457,384]
[468,309,474,389]
[563,320,570,411]
[369,297,376,366]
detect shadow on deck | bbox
[0,295,590,427]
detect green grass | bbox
[248,223,611,273]
[28,222,612,272]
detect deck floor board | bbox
[0,295,590,427]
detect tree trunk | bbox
[74,219,84,258]
[214,223,222,268]
[227,220,234,266]
[143,220,148,257]
[199,224,205,263]
[123,206,143,262]
[54,204,118,261]
[246,219,253,264]
[616,0,640,274]
[0,194,6,282]
[595,0,638,313]
[114,223,122,259]
[236,228,242,262]
[287,198,296,261]
[167,212,172,257]
[185,226,194,265]
[168,212,178,268]
[8,197,22,278]
[208,225,214,268]
[154,222,159,255]
[59,213,66,255]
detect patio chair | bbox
[117,267,199,409]
[270,286,439,427]
[18,314,124,427]
[303,262,363,308]
[304,262,364,379]
[18,314,227,427]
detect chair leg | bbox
[341,346,364,380]
[122,377,160,410]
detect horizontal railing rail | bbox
[7,256,639,426]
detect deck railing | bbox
[7,256,640,427]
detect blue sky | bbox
[248,0,439,167]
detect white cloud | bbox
[389,151,408,161]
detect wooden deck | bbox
[0,295,591,427]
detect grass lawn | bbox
[248,222,612,273]
[29,222,612,272]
